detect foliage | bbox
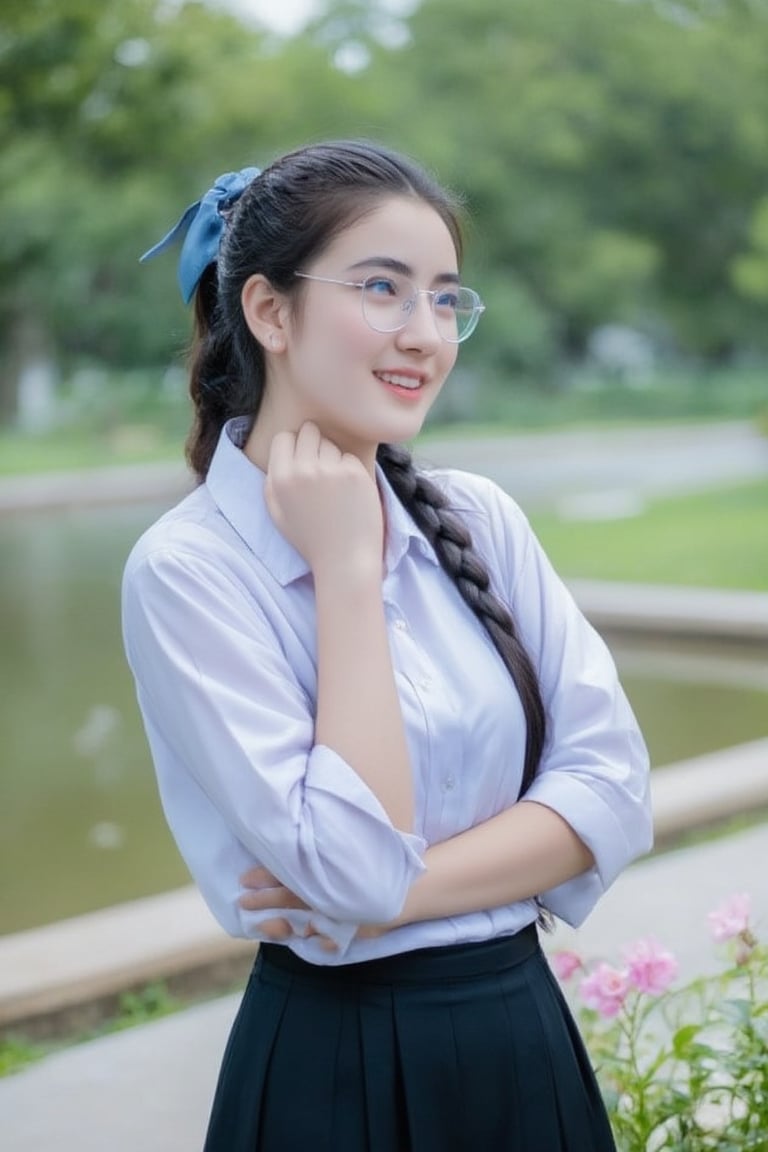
[3,0,768,422]
[554,894,768,1150]
[111,981,180,1029]
[0,981,181,1078]
[0,1035,49,1076]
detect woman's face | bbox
[260,196,461,467]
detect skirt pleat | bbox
[392,987,464,1151]
[202,928,617,1152]
[357,986,410,1152]
[202,963,289,1152]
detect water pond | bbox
[2,504,766,935]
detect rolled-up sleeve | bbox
[488,487,653,926]
[122,544,426,943]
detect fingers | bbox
[268,422,325,469]
[237,869,338,950]
[294,421,322,458]
[259,917,293,941]
[258,918,339,951]
[317,436,342,468]
[239,865,277,889]
[265,419,383,579]
[239,885,308,913]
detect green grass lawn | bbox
[528,478,768,592]
[0,425,185,475]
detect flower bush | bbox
[554,894,768,1151]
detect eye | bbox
[434,289,459,311]
[363,276,400,298]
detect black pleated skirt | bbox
[203,926,616,1152]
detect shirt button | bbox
[393,619,407,632]
[445,775,456,791]
[419,677,431,691]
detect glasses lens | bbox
[359,275,483,342]
[360,274,415,333]
[432,286,482,343]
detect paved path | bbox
[417,419,768,510]
[3,820,767,1152]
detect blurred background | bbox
[1,0,767,936]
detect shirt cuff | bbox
[307,744,427,857]
[539,867,605,928]
[238,907,359,958]
[523,769,639,927]
[301,743,427,923]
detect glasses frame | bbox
[294,271,485,344]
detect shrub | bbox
[553,894,768,1150]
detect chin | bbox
[378,408,431,445]
[329,406,431,457]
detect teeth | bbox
[377,372,421,390]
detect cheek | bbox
[307,303,378,362]
[437,343,459,383]
[332,310,382,359]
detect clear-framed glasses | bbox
[294,271,485,344]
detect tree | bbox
[309,0,768,367]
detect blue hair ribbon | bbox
[139,167,261,304]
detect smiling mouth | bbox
[374,371,425,391]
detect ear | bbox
[240,274,290,353]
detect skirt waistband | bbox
[259,924,539,986]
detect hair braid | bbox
[377,442,546,795]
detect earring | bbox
[269,333,283,350]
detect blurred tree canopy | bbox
[1,0,768,420]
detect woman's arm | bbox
[392,800,593,925]
[122,425,426,941]
[267,424,415,833]
[237,468,652,937]
[239,800,593,931]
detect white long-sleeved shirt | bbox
[122,416,652,963]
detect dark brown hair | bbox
[187,140,546,792]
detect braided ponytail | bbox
[377,442,546,794]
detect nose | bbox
[395,289,442,352]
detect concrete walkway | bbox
[2,818,767,1152]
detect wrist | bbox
[312,552,382,591]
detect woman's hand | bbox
[265,422,384,581]
[238,866,341,951]
[238,866,390,948]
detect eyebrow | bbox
[346,256,460,285]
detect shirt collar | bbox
[379,459,439,574]
[206,417,438,587]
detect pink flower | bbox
[707,893,752,943]
[551,950,583,982]
[623,937,678,996]
[579,963,629,1018]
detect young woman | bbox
[123,140,653,1151]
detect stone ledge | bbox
[570,579,768,642]
[0,887,252,1032]
[651,737,768,843]
[2,738,767,1034]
